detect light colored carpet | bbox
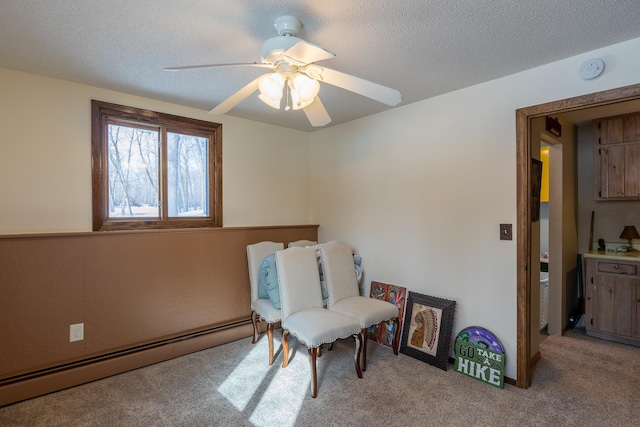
[1,327,639,426]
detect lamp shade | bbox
[257,71,320,111]
[289,74,320,110]
[258,73,285,109]
[620,225,640,240]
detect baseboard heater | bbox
[0,319,253,406]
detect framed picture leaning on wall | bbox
[399,292,456,370]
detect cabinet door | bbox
[625,143,640,198]
[599,145,625,198]
[594,275,637,337]
[615,278,633,337]
[594,114,640,200]
[594,275,615,334]
[602,117,624,145]
[634,284,640,340]
[586,258,640,344]
[597,143,640,199]
[623,115,640,142]
[602,115,640,144]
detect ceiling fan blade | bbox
[284,41,335,66]
[209,74,268,115]
[164,62,275,71]
[303,97,332,127]
[306,66,401,106]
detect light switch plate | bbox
[500,224,512,240]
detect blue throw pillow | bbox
[257,254,281,308]
[257,255,271,299]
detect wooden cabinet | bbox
[594,113,640,200]
[600,114,640,144]
[585,257,640,346]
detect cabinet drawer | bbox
[598,261,637,276]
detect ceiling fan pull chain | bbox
[285,82,291,111]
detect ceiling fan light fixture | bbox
[258,73,285,109]
[173,15,400,126]
[289,73,320,110]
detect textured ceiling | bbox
[1,0,640,132]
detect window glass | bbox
[107,123,160,218]
[167,132,209,218]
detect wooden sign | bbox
[454,326,505,389]
[546,115,562,137]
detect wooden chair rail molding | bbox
[0,225,318,406]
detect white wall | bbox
[539,204,549,254]
[309,37,640,378]
[0,68,311,234]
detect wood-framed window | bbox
[91,100,222,231]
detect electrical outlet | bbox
[70,323,84,342]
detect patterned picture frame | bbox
[367,281,407,347]
[399,292,456,370]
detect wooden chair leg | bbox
[392,317,400,355]
[317,345,322,357]
[354,333,363,378]
[281,329,290,368]
[251,311,259,344]
[308,347,318,398]
[267,323,275,366]
[361,327,368,372]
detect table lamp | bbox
[619,225,640,252]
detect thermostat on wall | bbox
[579,58,605,80]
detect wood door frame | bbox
[515,83,640,388]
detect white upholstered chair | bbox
[275,246,364,398]
[319,241,400,371]
[247,241,285,365]
[287,239,317,248]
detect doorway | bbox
[515,83,640,388]
[538,142,550,340]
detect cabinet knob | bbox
[614,265,619,269]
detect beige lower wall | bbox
[0,225,317,406]
[0,323,252,407]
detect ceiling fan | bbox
[165,15,401,127]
